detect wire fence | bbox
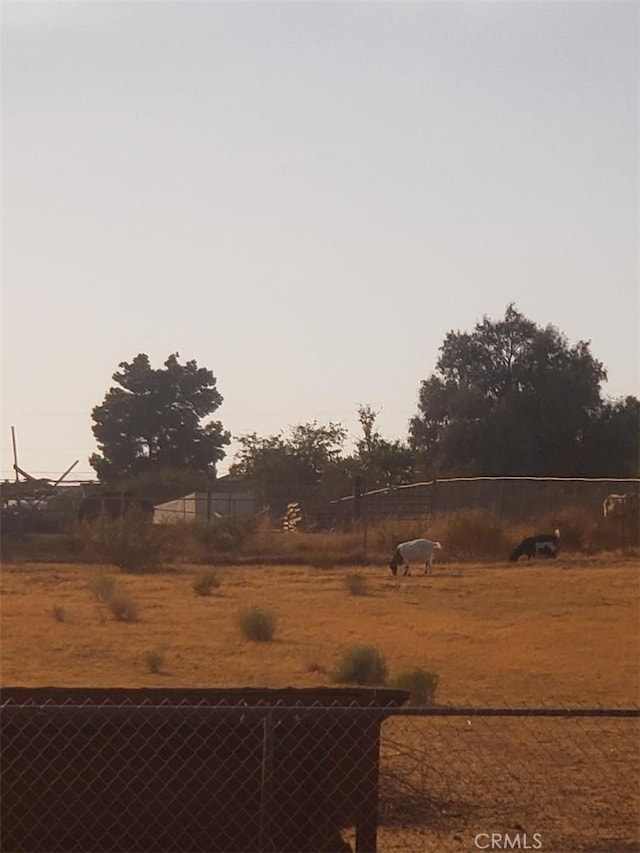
[1,693,638,853]
[3,476,640,535]
[333,477,640,526]
[377,708,640,853]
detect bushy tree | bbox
[579,396,640,477]
[408,305,627,477]
[354,404,417,489]
[90,353,230,482]
[230,421,350,517]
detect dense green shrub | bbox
[237,606,277,642]
[332,645,388,685]
[192,569,221,596]
[391,668,439,705]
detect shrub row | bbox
[37,505,635,571]
[81,572,437,699]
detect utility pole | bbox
[11,426,19,482]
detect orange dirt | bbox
[1,556,638,852]
[1,557,638,705]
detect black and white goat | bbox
[389,538,442,576]
[509,529,560,562]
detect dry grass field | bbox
[1,553,639,852]
[1,555,638,704]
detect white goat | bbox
[389,538,442,577]
[603,494,639,519]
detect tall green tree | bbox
[230,421,350,517]
[90,353,230,482]
[354,404,417,489]
[408,305,620,476]
[579,396,640,477]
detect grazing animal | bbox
[389,538,442,576]
[603,493,639,545]
[509,529,560,562]
[603,493,639,520]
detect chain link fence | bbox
[1,688,401,853]
[1,689,638,853]
[377,708,640,853]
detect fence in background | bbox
[332,476,640,526]
[2,690,638,853]
[3,475,640,536]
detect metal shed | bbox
[153,488,255,523]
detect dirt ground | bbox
[1,555,639,852]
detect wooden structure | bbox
[1,431,79,535]
[1,686,408,853]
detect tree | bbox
[230,421,350,517]
[354,404,417,489]
[579,396,640,477]
[90,353,230,482]
[408,305,618,476]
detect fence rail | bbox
[333,476,640,525]
[1,699,638,853]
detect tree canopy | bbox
[230,421,350,516]
[229,410,420,519]
[354,404,417,489]
[90,353,230,483]
[408,305,637,477]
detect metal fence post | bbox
[259,711,275,852]
[355,719,381,853]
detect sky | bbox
[1,0,638,482]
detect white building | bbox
[153,478,255,523]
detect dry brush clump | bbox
[343,572,369,596]
[238,514,368,565]
[68,503,639,571]
[79,511,168,572]
[390,668,439,706]
[379,724,449,828]
[332,645,388,686]
[143,648,165,673]
[163,517,258,563]
[88,572,138,622]
[440,511,509,562]
[104,591,138,622]
[51,605,67,623]
[236,606,278,642]
[331,645,439,700]
[191,568,221,596]
[88,573,117,603]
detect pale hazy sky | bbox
[1,0,638,481]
